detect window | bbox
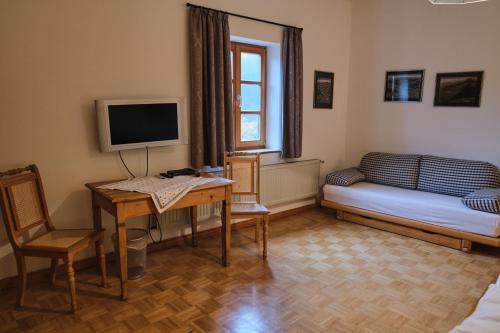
[231,42,267,150]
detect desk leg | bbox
[116,206,128,300]
[190,206,198,247]
[221,185,232,266]
[92,193,102,272]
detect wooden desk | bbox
[85,177,234,300]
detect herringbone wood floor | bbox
[1,208,500,333]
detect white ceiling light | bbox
[429,0,488,4]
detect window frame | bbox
[231,42,267,150]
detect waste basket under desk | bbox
[112,228,148,280]
[85,177,235,300]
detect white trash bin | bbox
[112,228,148,280]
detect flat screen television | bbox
[96,98,185,152]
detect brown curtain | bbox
[189,7,234,168]
[282,27,303,159]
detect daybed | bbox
[321,153,500,252]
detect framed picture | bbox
[313,71,334,109]
[434,71,484,107]
[384,70,425,102]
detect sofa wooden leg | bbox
[461,239,472,253]
[336,210,344,221]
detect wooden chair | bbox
[0,164,107,313]
[224,151,270,259]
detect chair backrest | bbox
[223,152,261,203]
[0,165,53,249]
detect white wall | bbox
[0,0,352,279]
[346,0,500,167]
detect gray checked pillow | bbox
[462,189,500,214]
[359,152,422,190]
[418,155,500,197]
[326,168,366,186]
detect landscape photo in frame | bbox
[434,71,484,107]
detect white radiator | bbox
[157,159,320,236]
[259,159,320,206]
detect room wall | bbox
[346,0,500,167]
[0,0,352,279]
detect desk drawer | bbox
[170,187,227,210]
[120,186,228,219]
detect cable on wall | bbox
[146,146,149,176]
[118,151,135,178]
[119,147,162,243]
[118,146,150,178]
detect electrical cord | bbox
[148,213,163,244]
[146,146,149,176]
[119,147,160,243]
[118,151,135,178]
[118,146,150,178]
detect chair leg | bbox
[64,255,77,313]
[263,215,269,260]
[49,258,58,286]
[15,253,27,308]
[97,237,108,288]
[94,241,100,272]
[255,218,261,243]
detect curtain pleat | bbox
[282,27,303,159]
[189,8,234,168]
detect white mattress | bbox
[323,182,500,237]
[451,278,500,333]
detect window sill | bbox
[235,148,281,155]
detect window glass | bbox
[230,51,234,80]
[241,114,261,141]
[240,84,261,111]
[241,52,261,82]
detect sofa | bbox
[321,153,500,252]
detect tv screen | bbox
[108,103,179,145]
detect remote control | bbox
[160,168,200,178]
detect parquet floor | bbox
[1,208,500,333]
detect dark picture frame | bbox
[434,71,484,107]
[384,70,425,102]
[313,71,334,109]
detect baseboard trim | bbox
[0,203,317,291]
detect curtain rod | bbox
[186,3,303,31]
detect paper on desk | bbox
[98,176,216,213]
